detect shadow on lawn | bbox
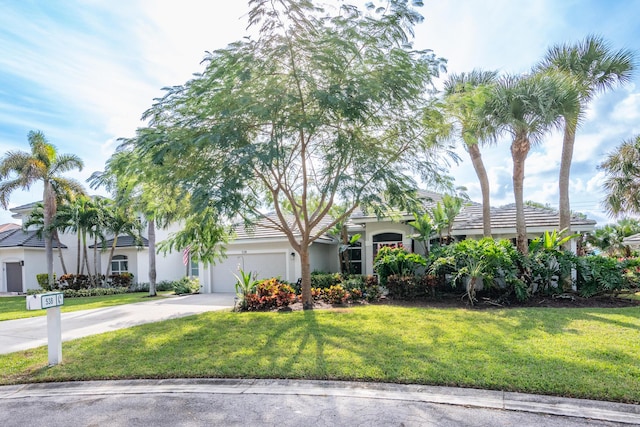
[21,306,638,402]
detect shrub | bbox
[58,274,93,290]
[36,273,57,291]
[62,287,129,298]
[374,247,427,286]
[576,256,624,297]
[245,278,296,311]
[322,284,349,304]
[310,273,342,289]
[173,277,200,294]
[385,274,424,300]
[109,273,133,287]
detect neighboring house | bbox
[0,202,186,293]
[1,192,598,294]
[623,233,640,251]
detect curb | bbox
[1,379,638,425]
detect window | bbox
[111,255,128,275]
[372,232,403,260]
[346,240,362,274]
[190,259,199,277]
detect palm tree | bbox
[485,73,579,254]
[600,135,640,217]
[101,200,143,277]
[0,131,84,287]
[538,35,635,238]
[443,70,498,237]
[407,212,435,257]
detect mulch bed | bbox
[278,293,640,311]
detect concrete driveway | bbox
[0,293,235,354]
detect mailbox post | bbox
[26,292,64,365]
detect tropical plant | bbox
[132,0,450,309]
[373,246,427,286]
[24,202,72,275]
[0,131,84,288]
[600,135,640,218]
[538,36,635,237]
[233,268,258,311]
[484,72,579,254]
[443,69,498,237]
[407,212,435,256]
[528,229,581,253]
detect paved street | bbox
[1,379,638,426]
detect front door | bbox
[6,262,23,293]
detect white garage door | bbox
[212,252,288,293]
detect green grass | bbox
[0,292,172,321]
[1,305,639,403]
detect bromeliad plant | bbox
[233,268,258,311]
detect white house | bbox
[0,192,597,294]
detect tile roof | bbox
[453,204,597,232]
[0,229,68,248]
[232,213,337,243]
[349,190,596,233]
[89,235,149,248]
[0,223,20,233]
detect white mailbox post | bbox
[26,292,64,366]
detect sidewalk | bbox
[0,293,235,354]
[1,379,638,426]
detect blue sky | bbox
[0,0,639,226]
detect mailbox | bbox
[26,292,64,310]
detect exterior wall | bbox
[362,221,414,276]
[0,248,25,292]
[199,240,338,293]
[309,242,339,274]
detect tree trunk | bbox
[105,236,118,277]
[93,235,99,286]
[559,122,576,249]
[76,232,81,276]
[54,231,68,275]
[43,182,55,289]
[511,134,531,255]
[468,143,492,237]
[299,244,313,310]
[148,219,157,297]
[83,236,91,278]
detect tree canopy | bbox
[126,0,453,307]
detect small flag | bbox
[183,246,190,266]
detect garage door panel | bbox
[212,253,287,293]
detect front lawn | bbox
[1,305,639,403]
[0,292,171,321]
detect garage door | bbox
[212,253,287,293]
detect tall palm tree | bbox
[485,73,579,254]
[0,131,84,287]
[443,70,498,237]
[407,212,434,256]
[600,135,640,217]
[538,35,635,238]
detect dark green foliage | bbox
[385,274,426,299]
[576,256,624,297]
[61,287,130,298]
[374,246,427,286]
[58,274,100,290]
[36,273,56,291]
[172,277,200,295]
[310,273,342,289]
[108,273,133,287]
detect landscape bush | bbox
[108,273,133,287]
[36,273,57,291]
[173,277,200,294]
[576,256,624,297]
[245,278,296,311]
[374,246,427,286]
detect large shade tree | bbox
[0,131,84,287]
[538,35,635,238]
[135,0,451,308]
[443,70,498,237]
[484,73,579,254]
